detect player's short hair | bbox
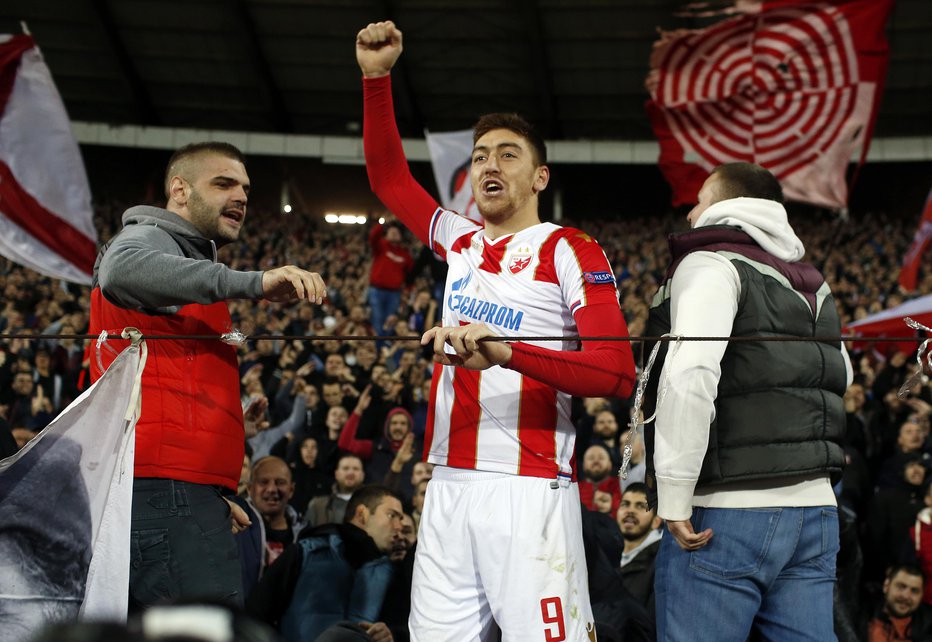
[164,142,246,198]
[344,484,402,523]
[473,113,547,166]
[712,162,783,203]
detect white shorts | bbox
[409,467,596,642]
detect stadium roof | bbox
[2,0,930,145]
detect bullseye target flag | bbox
[646,0,894,209]
[425,129,483,224]
[0,34,96,284]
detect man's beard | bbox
[621,522,652,542]
[188,188,238,244]
[586,469,610,483]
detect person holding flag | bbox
[90,142,327,609]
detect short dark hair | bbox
[584,443,612,459]
[473,113,547,166]
[343,484,402,524]
[336,453,363,468]
[164,142,246,198]
[887,563,925,583]
[712,162,783,203]
[622,482,649,498]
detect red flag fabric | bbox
[646,0,894,209]
[0,35,96,284]
[898,188,932,292]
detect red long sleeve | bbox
[505,302,636,399]
[368,223,384,251]
[363,75,437,246]
[336,412,373,459]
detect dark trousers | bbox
[129,478,242,611]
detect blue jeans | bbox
[655,506,839,642]
[129,478,242,610]
[368,286,402,341]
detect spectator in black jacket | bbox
[866,456,929,583]
[287,436,333,518]
[618,483,663,612]
[580,509,655,642]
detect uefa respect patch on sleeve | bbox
[583,271,614,284]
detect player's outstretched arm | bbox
[360,22,438,246]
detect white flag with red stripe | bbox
[425,129,483,224]
[0,35,96,285]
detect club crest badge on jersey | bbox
[508,253,532,275]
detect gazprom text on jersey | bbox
[448,295,524,331]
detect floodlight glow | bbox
[283,204,292,213]
[324,212,367,225]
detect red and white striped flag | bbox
[899,188,932,292]
[646,0,894,209]
[0,35,96,284]
[425,129,483,224]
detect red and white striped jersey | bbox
[424,207,620,480]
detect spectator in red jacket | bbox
[338,385,420,493]
[367,219,412,346]
[579,444,622,513]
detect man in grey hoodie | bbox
[89,141,326,609]
[644,162,851,641]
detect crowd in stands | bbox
[1,200,930,641]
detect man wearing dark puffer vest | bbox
[645,162,852,641]
[89,141,327,609]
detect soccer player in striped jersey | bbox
[357,21,636,642]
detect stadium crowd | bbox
[0,198,930,641]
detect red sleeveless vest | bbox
[90,288,244,490]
